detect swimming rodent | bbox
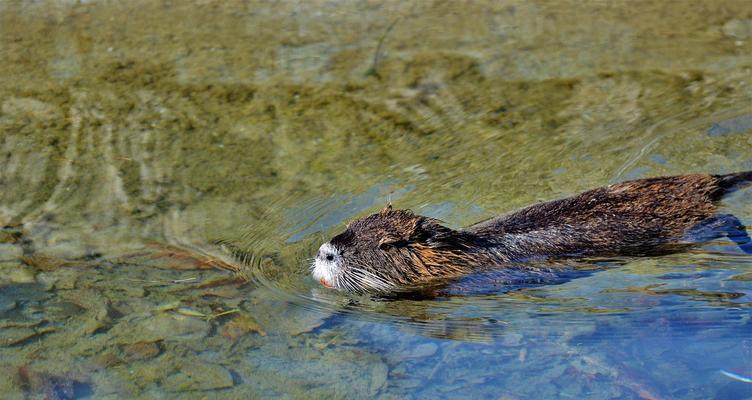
[312,172,752,293]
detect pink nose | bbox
[319,278,333,288]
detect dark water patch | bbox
[16,366,93,400]
[649,153,669,165]
[708,113,752,136]
[658,270,720,280]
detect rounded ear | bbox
[378,236,407,250]
[408,217,455,245]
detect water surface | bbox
[1,1,752,398]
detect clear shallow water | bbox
[1,1,752,399]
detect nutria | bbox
[312,172,752,293]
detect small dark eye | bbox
[326,254,334,261]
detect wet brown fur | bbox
[326,172,752,291]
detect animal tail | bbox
[714,170,752,197]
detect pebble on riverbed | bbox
[108,313,210,343]
[0,244,23,261]
[14,365,90,400]
[35,242,90,261]
[722,19,752,40]
[1,326,56,347]
[221,313,266,339]
[401,343,439,359]
[0,262,36,285]
[162,361,234,392]
[247,287,329,336]
[121,341,163,361]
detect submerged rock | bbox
[121,341,163,361]
[0,227,22,244]
[728,272,752,281]
[117,243,240,271]
[35,242,90,261]
[722,19,752,40]
[368,362,389,396]
[0,244,23,261]
[1,97,61,121]
[35,271,71,291]
[0,263,36,285]
[14,366,90,400]
[707,114,752,136]
[1,326,55,347]
[247,287,329,336]
[109,313,210,343]
[162,362,234,392]
[221,313,266,339]
[40,300,85,323]
[0,299,17,313]
[59,289,115,335]
[402,343,439,359]
[244,342,390,397]
[20,256,86,272]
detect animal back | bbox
[469,174,738,256]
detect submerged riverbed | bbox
[1,1,752,398]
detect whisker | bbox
[347,267,394,292]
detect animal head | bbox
[311,206,473,292]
